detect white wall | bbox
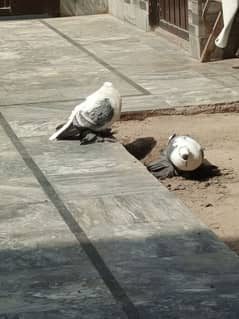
[108,0,149,31]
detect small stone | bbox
[221,185,227,189]
[205,203,213,207]
[173,184,186,191]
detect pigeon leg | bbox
[97,128,116,143]
[80,131,98,144]
[101,136,117,143]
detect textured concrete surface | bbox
[1,14,239,318]
[0,14,239,112]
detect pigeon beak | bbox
[182,153,189,161]
[179,147,190,161]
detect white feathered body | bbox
[168,135,204,171]
[49,82,121,141]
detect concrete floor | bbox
[1,15,239,318]
[0,14,239,111]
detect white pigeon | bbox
[147,134,206,179]
[49,82,122,142]
[167,134,204,172]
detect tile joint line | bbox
[40,19,151,96]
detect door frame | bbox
[149,0,189,40]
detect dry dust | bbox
[113,113,239,254]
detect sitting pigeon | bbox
[49,82,122,143]
[147,134,212,179]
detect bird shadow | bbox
[179,159,222,181]
[124,137,157,160]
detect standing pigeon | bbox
[49,82,122,143]
[147,134,205,179]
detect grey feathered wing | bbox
[147,150,177,179]
[78,98,114,131]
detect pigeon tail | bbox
[49,118,73,141]
[49,102,83,141]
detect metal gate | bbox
[159,0,189,39]
[0,0,11,14]
[0,0,10,8]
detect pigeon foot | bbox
[54,124,116,144]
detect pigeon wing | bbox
[78,98,114,130]
[147,150,177,179]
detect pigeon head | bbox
[103,82,113,88]
[168,135,203,171]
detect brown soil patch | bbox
[113,113,239,254]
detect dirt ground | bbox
[113,113,239,255]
